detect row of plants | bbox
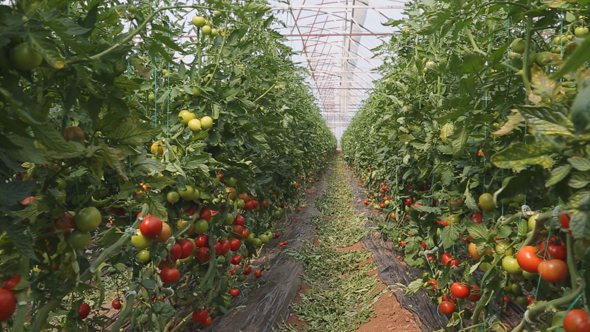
[0,0,336,331]
[343,0,590,331]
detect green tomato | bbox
[226,177,237,188]
[247,233,255,243]
[502,256,522,274]
[512,193,525,204]
[137,249,150,262]
[478,193,495,212]
[216,256,226,264]
[252,238,263,247]
[68,231,91,249]
[480,262,491,272]
[178,185,197,200]
[194,219,209,234]
[522,270,537,280]
[495,240,514,256]
[510,283,522,295]
[131,230,152,249]
[224,214,234,225]
[447,215,460,225]
[56,179,67,190]
[259,234,270,243]
[238,275,246,282]
[237,199,245,209]
[384,200,391,206]
[516,296,527,306]
[167,192,180,204]
[75,207,102,232]
[527,214,538,232]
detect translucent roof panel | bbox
[270,0,407,147]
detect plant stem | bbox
[12,257,30,332]
[109,284,137,332]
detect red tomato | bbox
[526,294,535,305]
[192,309,209,323]
[170,243,183,261]
[450,282,470,299]
[251,200,259,209]
[233,225,244,235]
[231,255,242,265]
[2,275,21,291]
[363,200,370,205]
[468,285,481,302]
[274,233,280,238]
[195,234,209,248]
[139,215,163,238]
[516,246,543,273]
[53,213,74,236]
[537,259,568,283]
[254,269,262,278]
[405,198,412,206]
[20,196,36,205]
[539,237,567,261]
[179,239,195,259]
[220,239,231,255]
[197,247,211,262]
[469,212,483,224]
[77,303,90,320]
[563,309,590,332]
[439,301,455,315]
[241,228,251,239]
[230,289,240,297]
[0,289,16,322]
[213,241,222,255]
[184,205,198,216]
[261,199,271,207]
[442,253,453,265]
[560,213,571,230]
[234,215,245,226]
[243,266,251,275]
[203,317,212,326]
[230,239,241,251]
[422,241,427,250]
[199,207,212,222]
[442,293,457,304]
[400,240,406,247]
[449,259,460,268]
[160,268,180,283]
[112,300,121,310]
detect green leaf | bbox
[212,103,221,120]
[152,33,183,52]
[32,123,85,155]
[492,110,524,136]
[450,126,469,158]
[569,172,590,189]
[142,279,157,290]
[466,221,490,242]
[570,81,590,137]
[144,176,175,190]
[139,195,168,221]
[570,210,590,238]
[464,188,479,211]
[518,221,528,237]
[106,121,160,146]
[441,223,460,249]
[2,222,38,261]
[546,164,572,187]
[99,145,128,180]
[516,105,573,137]
[551,36,590,79]
[5,133,48,164]
[569,157,590,171]
[496,226,513,239]
[491,143,553,171]
[0,180,36,206]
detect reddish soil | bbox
[286,283,311,328]
[335,242,364,252]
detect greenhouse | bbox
[0,0,589,331]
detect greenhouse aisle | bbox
[279,158,422,332]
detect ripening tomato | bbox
[242,228,251,239]
[0,289,16,322]
[53,213,74,236]
[234,215,246,226]
[179,239,195,259]
[230,289,240,297]
[233,224,244,235]
[77,303,90,320]
[139,215,163,238]
[537,259,568,283]
[439,301,455,315]
[563,309,590,332]
[199,207,212,222]
[468,285,481,301]
[160,268,180,283]
[154,222,172,243]
[230,238,241,251]
[516,246,543,273]
[197,247,211,262]
[450,282,470,299]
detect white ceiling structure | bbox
[270,0,407,146]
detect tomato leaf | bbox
[570,82,590,137]
[546,164,572,187]
[516,105,573,137]
[106,121,160,146]
[99,145,128,180]
[1,222,37,261]
[550,36,590,79]
[144,176,175,190]
[568,172,590,189]
[568,157,590,171]
[491,142,553,171]
[441,223,460,249]
[0,180,36,206]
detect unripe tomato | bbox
[75,207,102,232]
[137,249,150,262]
[502,256,522,274]
[166,192,180,204]
[478,193,495,211]
[194,219,209,234]
[178,185,197,200]
[68,231,91,249]
[10,42,43,70]
[131,230,152,249]
[201,116,214,130]
[495,240,513,256]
